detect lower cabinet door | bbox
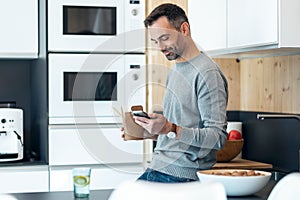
[49,125,144,165]
[49,165,144,191]
[0,166,49,193]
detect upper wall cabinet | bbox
[188,0,300,56]
[188,0,227,51]
[227,0,277,48]
[0,0,38,59]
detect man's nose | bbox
[157,41,165,51]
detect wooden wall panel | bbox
[274,56,291,112]
[213,58,240,111]
[262,57,276,111]
[146,0,188,14]
[291,55,300,113]
[240,55,300,114]
[240,59,264,111]
[147,52,173,112]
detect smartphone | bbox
[132,111,150,119]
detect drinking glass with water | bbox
[73,168,91,198]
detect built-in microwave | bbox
[48,53,146,125]
[48,0,145,53]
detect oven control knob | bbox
[132,73,139,81]
[131,9,138,16]
[1,119,6,124]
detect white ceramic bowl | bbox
[197,169,271,196]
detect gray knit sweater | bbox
[149,53,228,180]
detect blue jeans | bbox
[137,168,196,183]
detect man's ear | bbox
[180,22,190,36]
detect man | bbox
[133,3,228,183]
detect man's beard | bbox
[162,47,180,61]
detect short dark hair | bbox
[144,3,189,31]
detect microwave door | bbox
[48,0,125,53]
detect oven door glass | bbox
[64,72,117,101]
[48,54,126,124]
[63,6,116,36]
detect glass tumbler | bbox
[72,168,91,198]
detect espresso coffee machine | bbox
[0,102,24,162]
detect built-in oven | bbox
[48,53,146,125]
[48,0,145,53]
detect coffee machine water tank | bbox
[0,107,23,162]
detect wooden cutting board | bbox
[212,158,273,169]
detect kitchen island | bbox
[5,179,277,200]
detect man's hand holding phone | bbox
[133,112,169,135]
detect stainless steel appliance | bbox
[48,0,145,53]
[0,103,23,162]
[48,53,146,125]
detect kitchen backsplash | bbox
[227,111,300,172]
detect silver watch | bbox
[167,132,176,139]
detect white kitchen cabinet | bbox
[227,0,278,48]
[188,0,227,51]
[49,165,144,191]
[227,0,300,50]
[48,125,143,166]
[188,0,300,55]
[0,166,49,193]
[0,0,38,58]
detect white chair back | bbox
[267,172,300,200]
[109,180,227,200]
